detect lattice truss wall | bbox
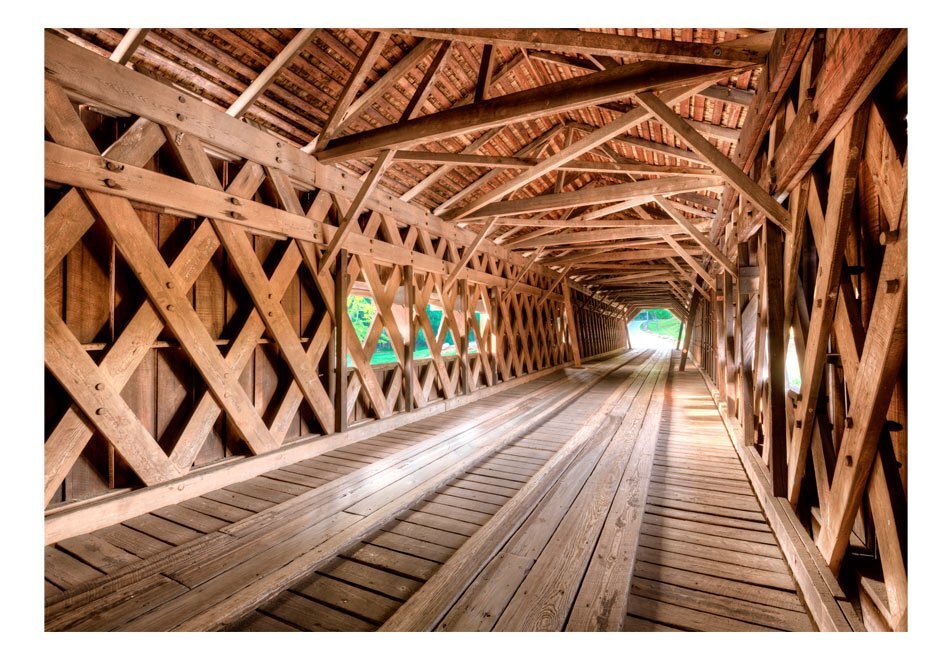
[678,29,907,632]
[43,37,628,513]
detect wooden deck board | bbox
[44,351,819,632]
[45,351,636,630]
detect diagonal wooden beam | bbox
[503,248,544,302]
[445,80,715,222]
[226,28,317,118]
[339,38,440,128]
[653,195,736,276]
[634,90,792,233]
[45,301,182,487]
[474,44,495,103]
[538,267,573,305]
[316,60,740,161]
[787,107,869,505]
[399,126,504,202]
[665,257,711,302]
[663,235,715,288]
[109,28,149,65]
[444,217,499,289]
[306,31,390,153]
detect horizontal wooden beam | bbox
[392,150,714,176]
[463,176,723,219]
[43,141,540,298]
[511,224,695,249]
[393,28,772,67]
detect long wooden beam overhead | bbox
[390,151,714,176]
[314,61,741,161]
[461,175,722,219]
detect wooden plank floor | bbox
[624,361,815,632]
[44,350,639,631]
[45,351,817,632]
[228,352,656,631]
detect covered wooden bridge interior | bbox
[42,26,907,632]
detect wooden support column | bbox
[716,273,727,390]
[762,220,788,495]
[723,271,737,416]
[564,282,581,367]
[334,249,349,433]
[679,288,702,371]
[460,282,472,395]
[403,265,415,412]
[735,243,756,445]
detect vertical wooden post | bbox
[762,220,788,495]
[334,249,349,433]
[490,286,499,384]
[403,264,415,413]
[723,272,737,417]
[735,243,755,445]
[679,287,701,371]
[459,281,471,395]
[563,281,581,367]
